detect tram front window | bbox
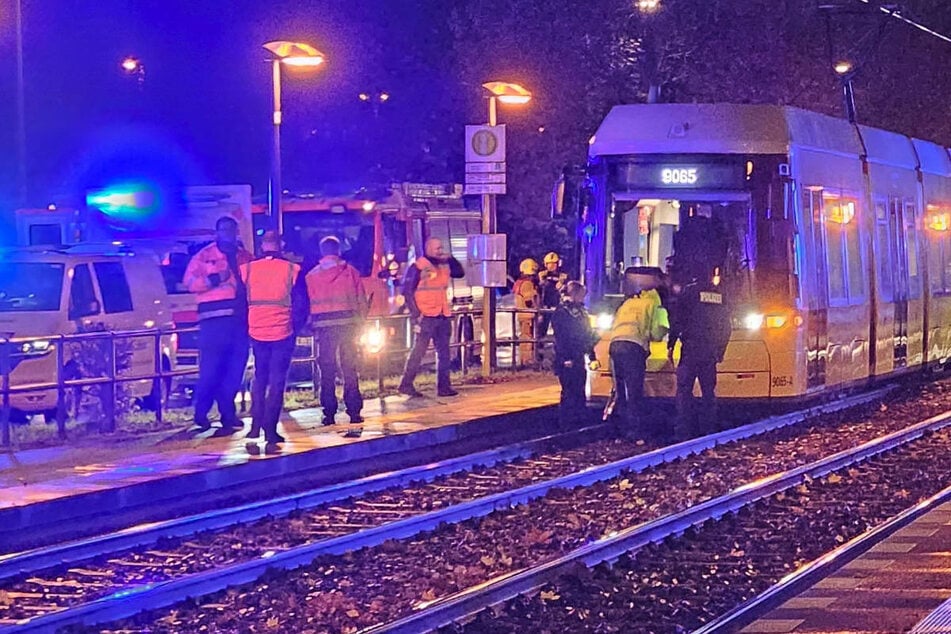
[607,198,794,305]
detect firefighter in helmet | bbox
[513,258,540,366]
[537,251,569,345]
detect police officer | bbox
[398,238,465,398]
[537,251,569,341]
[668,269,731,439]
[184,216,252,435]
[513,258,540,367]
[240,231,302,453]
[306,236,367,436]
[551,281,598,425]
[608,268,668,431]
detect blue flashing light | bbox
[87,182,160,220]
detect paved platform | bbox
[742,500,951,633]
[0,376,559,551]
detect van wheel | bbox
[141,354,172,412]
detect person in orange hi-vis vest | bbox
[183,217,253,435]
[239,230,303,453]
[397,237,465,398]
[306,236,367,437]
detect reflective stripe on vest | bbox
[306,260,363,315]
[414,256,451,317]
[245,258,296,307]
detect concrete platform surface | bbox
[742,501,951,634]
[0,377,558,540]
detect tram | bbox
[579,104,951,400]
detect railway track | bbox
[13,378,951,633]
[0,386,900,633]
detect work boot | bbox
[266,433,286,445]
[349,413,365,424]
[245,425,261,440]
[398,386,423,398]
[437,388,459,397]
[264,442,282,455]
[321,411,337,426]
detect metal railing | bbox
[0,306,556,447]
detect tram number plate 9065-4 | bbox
[771,375,793,388]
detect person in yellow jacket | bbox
[398,238,465,398]
[239,231,302,453]
[183,217,253,435]
[306,236,367,435]
[608,267,669,430]
[513,258,540,367]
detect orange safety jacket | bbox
[305,255,366,326]
[183,242,252,321]
[240,255,300,342]
[413,256,451,317]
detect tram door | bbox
[887,198,911,367]
[803,188,828,389]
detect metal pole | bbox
[56,337,66,438]
[15,0,27,206]
[270,59,284,235]
[153,333,164,426]
[842,78,857,124]
[1,344,10,448]
[481,96,499,378]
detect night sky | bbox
[0,0,465,208]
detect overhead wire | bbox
[853,0,951,44]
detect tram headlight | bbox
[741,313,764,330]
[360,325,386,355]
[591,313,613,332]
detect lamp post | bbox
[834,60,857,123]
[263,41,326,235]
[120,56,146,89]
[479,81,531,377]
[15,0,26,206]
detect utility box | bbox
[467,233,507,287]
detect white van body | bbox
[0,246,176,416]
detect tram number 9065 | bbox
[660,167,698,185]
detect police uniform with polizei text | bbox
[306,254,367,425]
[184,241,253,431]
[240,243,302,444]
[669,278,732,436]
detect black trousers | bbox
[317,324,363,419]
[196,316,249,427]
[400,315,452,392]
[557,359,587,424]
[676,348,718,434]
[609,340,648,424]
[250,336,295,442]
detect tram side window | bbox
[823,193,864,306]
[928,204,951,295]
[904,201,921,299]
[874,199,893,302]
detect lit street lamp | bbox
[120,56,146,88]
[479,80,531,376]
[263,40,326,235]
[834,60,857,123]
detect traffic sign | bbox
[465,162,506,173]
[465,125,506,163]
[464,183,507,195]
[465,172,506,185]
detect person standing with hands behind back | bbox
[398,238,465,398]
[551,281,599,426]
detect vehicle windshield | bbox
[278,211,375,277]
[606,198,795,305]
[0,262,65,312]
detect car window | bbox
[69,264,100,320]
[93,261,134,313]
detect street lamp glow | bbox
[636,0,661,12]
[263,40,326,68]
[482,81,532,106]
[834,60,853,75]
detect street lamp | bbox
[479,81,531,376]
[120,56,146,88]
[833,60,857,123]
[263,40,326,235]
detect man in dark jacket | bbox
[551,281,598,425]
[668,271,732,439]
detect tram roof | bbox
[589,104,950,169]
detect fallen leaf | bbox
[826,473,843,484]
[540,590,561,602]
[346,609,360,618]
[618,479,634,491]
[266,617,281,630]
[421,589,437,602]
[480,555,495,566]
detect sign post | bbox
[465,116,507,376]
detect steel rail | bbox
[364,392,951,634]
[693,481,951,633]
[1,388,890,634]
